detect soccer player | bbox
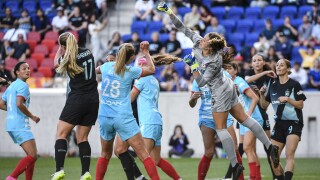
[130,56,182,180]
[95,42,160,180]
[189,72,243,180]
[157,2,280,179]
[51,32,99,180]
[226,62,264,180]
[260,59,306,180]
[0,62,40,180]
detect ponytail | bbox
[114,43,135,77]
[152,54,180,66]
[56,32,83,78]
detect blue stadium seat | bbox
[140,33,152,42]
[220,19,236,34]
[280,6,297,19]
[40,0,53,11]
[148,21,163,33]
[174,61,186,77]
[6,1,20,13]
[122,34,131,42]
[12,10,22,19]
[227,7,244,20]
[159,33,169,44]
[273,19,284,29]
[178,7,191,19]
[131,21,147,35]
[263,6,279,19]
[252,19,265,33]
[46,10,57,23]
[210,7,226,20]
[298,5,312,18]
[181,48,192,58]
[155,66,164,81]
[227,33,244,50]
[245,7,261,20]
[235,19,253,33]
[291,18,303,28]
[245,33,259,47]
[291,46,306,63]
[202,0,212,9]
[23,1,37,13]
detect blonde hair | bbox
[152,54,180,66]
[278,58,292,75]
[56,32,83,78]
[114,43,135,77]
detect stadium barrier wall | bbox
[0,89,319,158]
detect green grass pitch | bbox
[0,157,319,179]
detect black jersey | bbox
[265,78,306,124]
[66,48,99,104]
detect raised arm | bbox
[140,41,155,77]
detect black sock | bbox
[264,145,276,178]
[132,158,143,178]
[119,151,135,180]
[78,141,91,175]
[284,171,293,180]
[275,174,284,180]
[224,163,233,178]
[238,143,244,157]
[55,139,68,172]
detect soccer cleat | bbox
[80,172,92,180]
[232,163,244,180]
[6,176,17,180]
[51,170,65,180]
[157,1,173,15]
[270,145,280,168]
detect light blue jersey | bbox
[2,78,30,131]
[134,76,162,125]
[191,80,234,129]
[99,62,142,118]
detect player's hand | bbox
[266,70,277,78]
[191,92,202,100]
[260,85,267,95]
[31,115,40,123]
[278,96,288,103]
[183,53,195,66]
[157,1,173,15]
[140,41,149,54]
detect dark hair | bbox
[14,61,27,76]
[229,61,239,72]
[173,125,184,135]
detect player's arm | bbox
[0,99,7,111]
[189,91,201,108]
[140,41,155,77]
[130,87,140,103]
[245,70,276,83]
[244,88,259,116]
[259,85,270,109]
[279,97,304,109]
[16,96,40,123]
[96,66,101,74]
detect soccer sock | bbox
[198,155,212,180]
[10,155,35,178]
[284,171,293,180]
[96,157,109,180]
[224,164,233,178]
[118,151,135,180]
[25,160,35,180]
[143,157,160,180]
[78,141,91,175]
[241,116,271,149]
[225,145,244,178]
[132,157,143,178]
[256,165,262,180]
[236,151,244,180]
[264,146,277,179]
[55,139,67,172]
[238,143,244,157]
[275,174,285,180]
[216,129,237,167]
[157,158,180,180]
[248,162,257,180]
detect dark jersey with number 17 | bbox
[66,47,99,104]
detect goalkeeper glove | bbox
[157,1,173,15]
[190,62,199,73]
[183,53,195,66]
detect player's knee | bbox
[204,148,214,158]
[243,144,252,154]
[101,150,112,159]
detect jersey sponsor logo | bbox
[271,100,280,104]
[272,93,277,96]
[297,90,304,95]
[101,100,123,105]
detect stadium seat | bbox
[44,31,59,42]
[291,19,303,28]
[148,21,163,33]
[173,61,186,77]
[25,39,37,54]
[181,48,192,58]
[41,39,56,52]
[245,7,261,20]
[122,34,131,42]
[38,67,54,77]
[178,7,191,18]
[252,19,265,33]
[280,6,297,19]
[227,7,244,20]
[245,33,260,47]
[40,58,54,68]
[51,44,59,54]
[159,33,169,44]
[227,33,244,51]
[131,21,147,35]
[31,53,46,66]
[263,6,279,19]
[155,66,164,80]
[202,0,212,9]
[46,10,57,23]
[273,19,284,29]
[140,33,152,42]
[210,7,226,20]
[291,46,306,64]
[67,30,79,41]
[23,1,37,13]
[40,0,53,12]
[0,31,4,39]
[6,1,19,13]
[31,72,45,78]
[27,31,41,42]
[34,45,49,56]
[5,57,18,71]
[25,58,38,69]
[298,5,312,18]
[235,19,253,33]
[220,20,236,34]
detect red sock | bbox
[248,162,257,180]
[256,165,261,180]
[157,158,180,180]
[10,156,35,178]
[95,157,109,180]
[143,157,160,180]
[236,151,244,180]
[198,155,212,180]
[25,160,35,180]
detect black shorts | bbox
[271,120,303,144]
[59,103,99,126]
[263,118,271,131]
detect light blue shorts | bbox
[140,124,162,146]
[98,115,140,141]
[8,131,34,145]
[199,118,234,130]
[240,117,264,136]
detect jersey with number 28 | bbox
[99,62,142,118]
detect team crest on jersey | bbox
[285,89,290,97]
